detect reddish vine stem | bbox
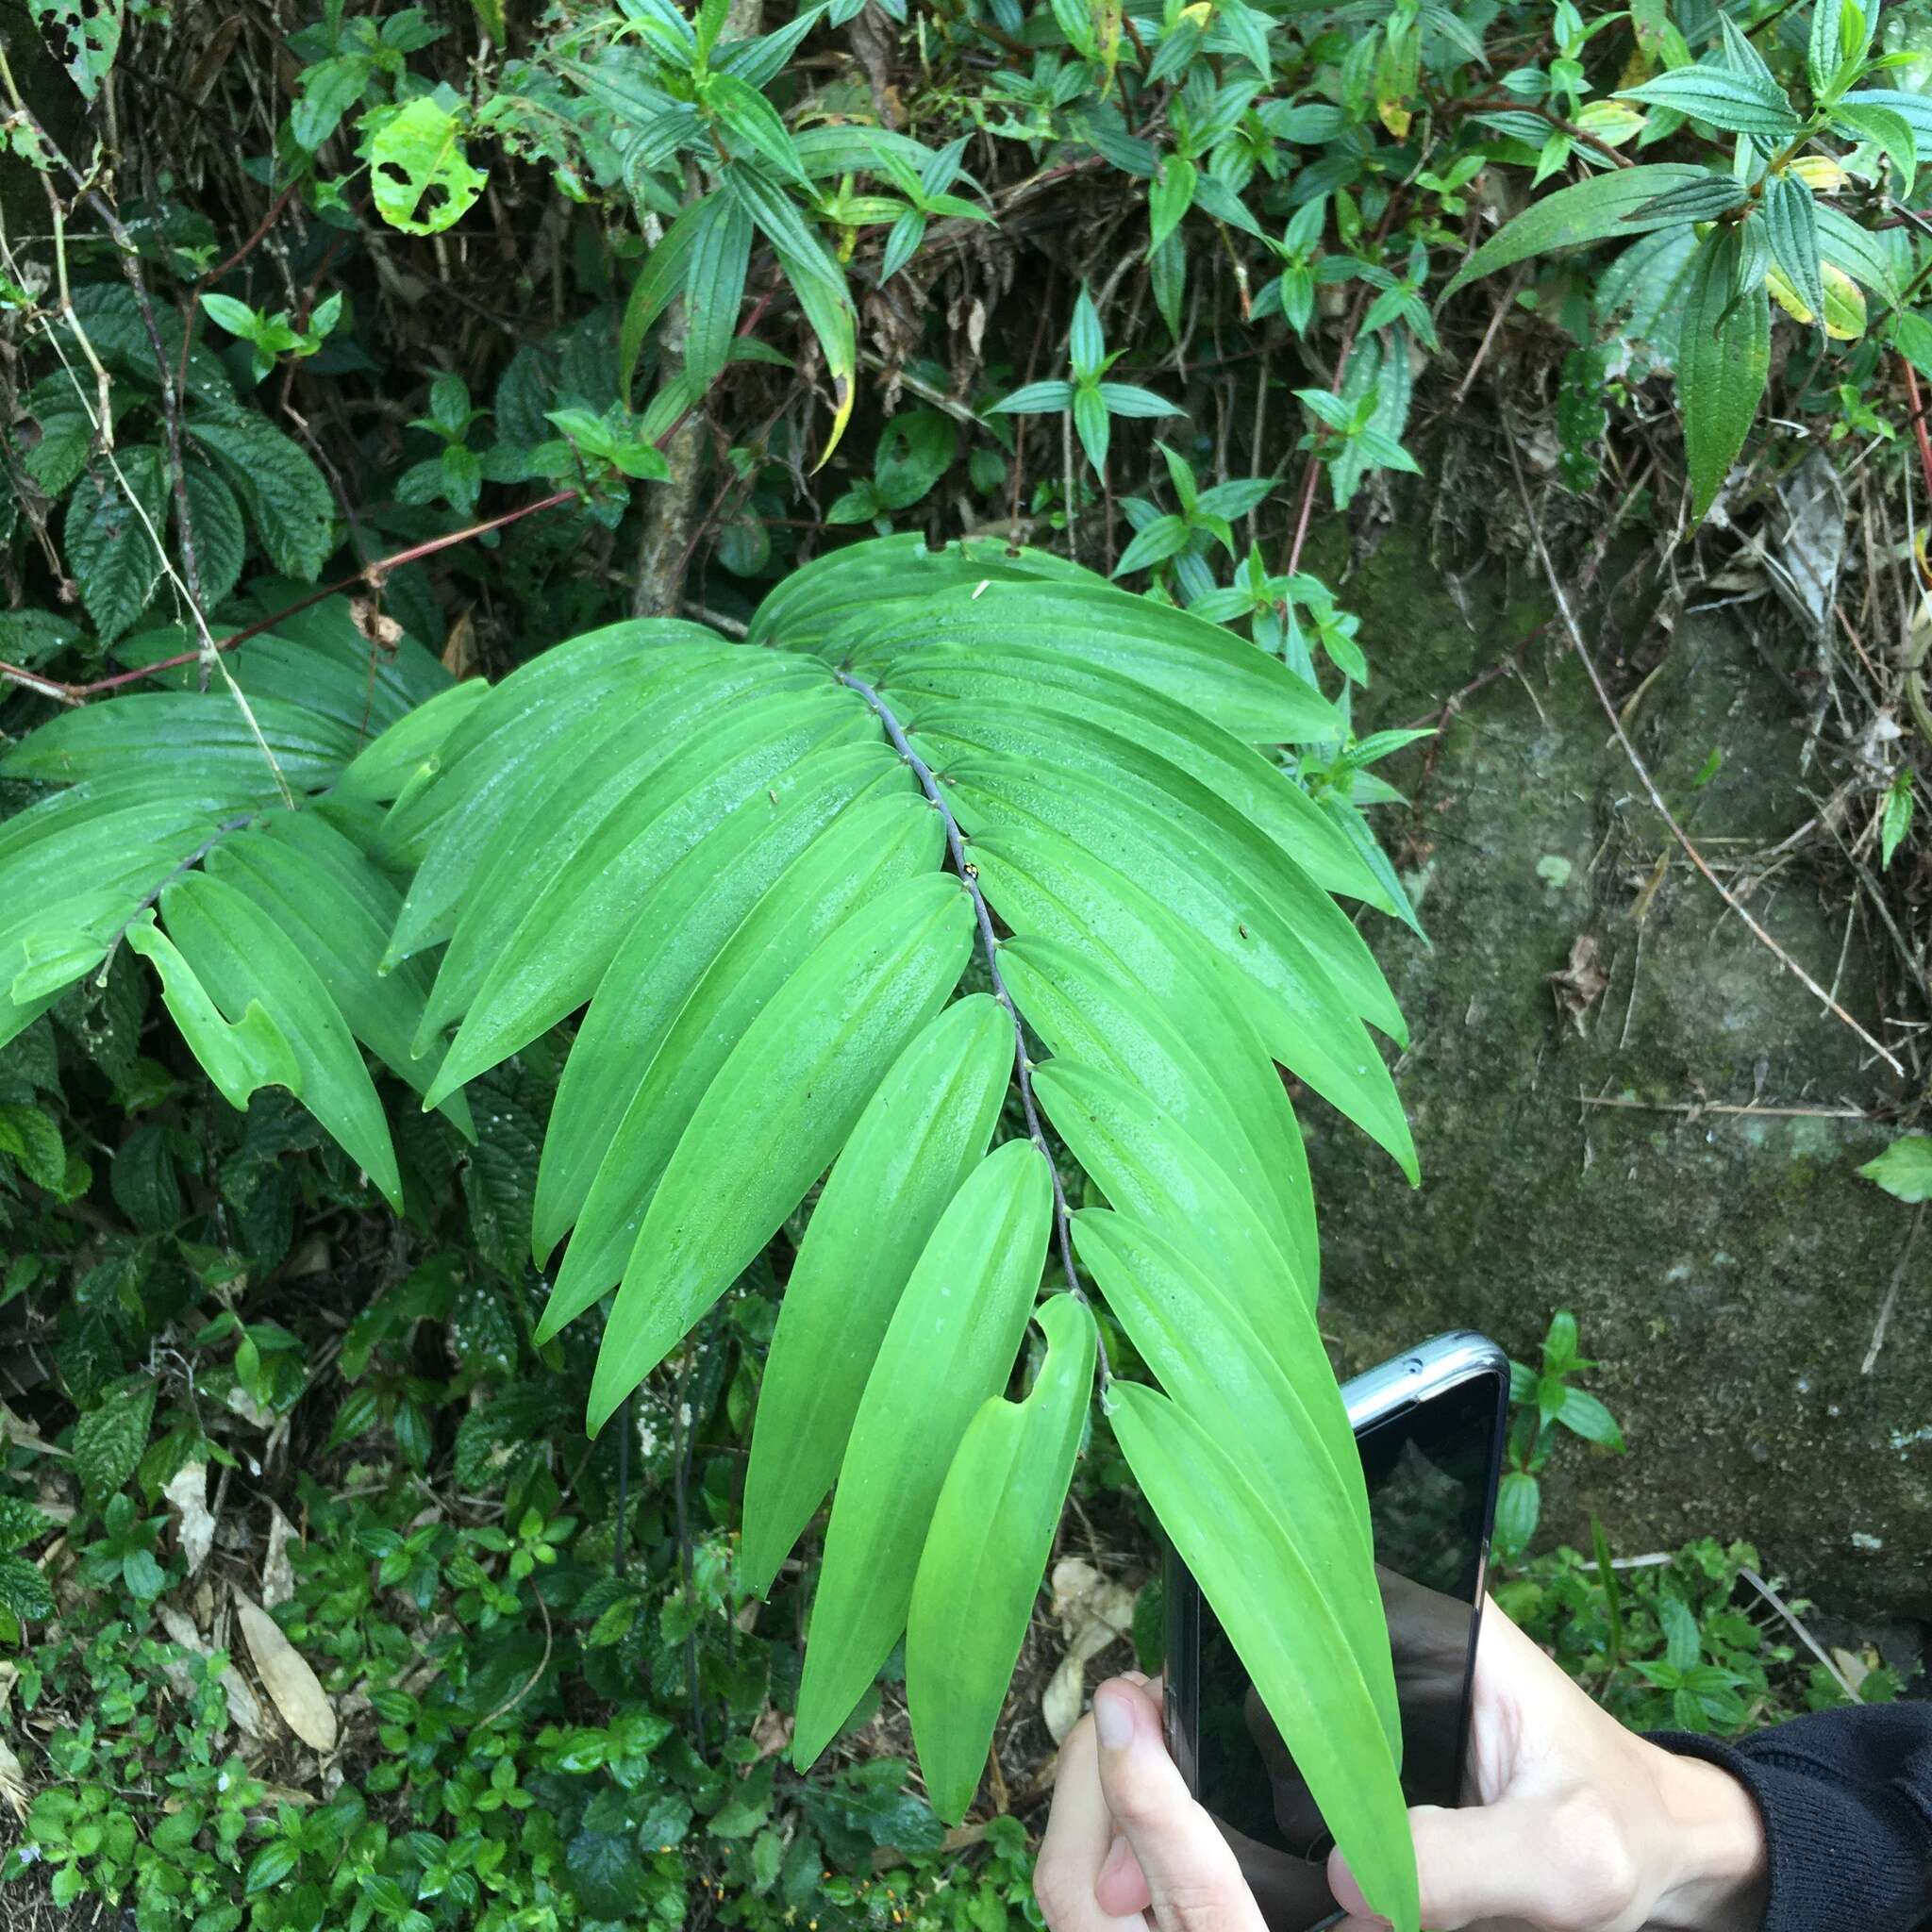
[834,669,1111,1383]
[1,489,577,706]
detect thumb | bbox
[1091,1678,1265,1932]
[1328,1793,1637,1931]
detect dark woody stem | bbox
[835,669,1111,1386]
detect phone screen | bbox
[1181,1369,1506,1932]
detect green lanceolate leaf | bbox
[1072,1209,1386,1724]
[380,629,724,940]
[532,743,910,1259]
[908,699,1405,1041]
[1679,229,1770,522]
[1762,174,1826,327]
[1108,1382,1419,1932]
[205,813,474,1137]
[1831,103,1916,197]
[963,807,1414,1176]
[906,1292,1095,1824]
[584,873,975,1430]
[1033,1057,1311,1315]
[683,190,754,391]
[791,1139,1052,1767]
[1616,61,1799,136]
[998,936,1316,1289]
[153,873,402,1209]
[1814,202,1904,307]
[422,678,870,1098]
[877,644,1391,911]
[853,578,1341,745]
[1442,164,1712,297]
[622,197,709,399]
[331,679,491,807]
[1627,174,1748,225]
[741,993,1014,1596]
[538,791,945,1331]
[124,914,303,1118]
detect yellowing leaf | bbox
[1765,261,1867,339]
[1791,155,1849,192]
[368,99,487,236]
[1574,100,1647,145]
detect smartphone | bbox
[1163,1330,1510,1932]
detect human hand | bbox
[1035,1603,1769,1932]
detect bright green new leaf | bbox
[151,874,402,1210]
[906,1293,1095,1824]
[791,1139,1052,1767]
[1831,103,1916,196]
[1858,1134,1932,1203]
[125,915,303,1121]
[538,791,945,1332]
[586,873,974,1430]
[741,993,1013,1597]
[1108,1382,1418,1932]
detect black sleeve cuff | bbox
[1650,1724,1932,1932]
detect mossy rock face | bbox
[1304,523,1927,1620]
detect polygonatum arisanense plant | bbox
[0,535,1424,1927]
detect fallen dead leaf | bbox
[0,1735,25,1822]
[350,595,404,654]
[1548,933,1610,1034]
[158,1605,266,1740]
[750,1706,792,1760]
[235,1590,337,1754]
[1041,1559,1137,1742]
[1830,1645,1872,1695]
[164,1461,216,1577]
[262,1505,296,1609]
[441,608,479,679]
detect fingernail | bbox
[1094,1685,1135,1750]
[1122,1670,1148,1687]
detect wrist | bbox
[1646,1744,1769,1932]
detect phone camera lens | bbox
[1406,1357,1424,1374]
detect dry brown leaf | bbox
[234,1590,337,1754]
[262,1505,297,1610]
[351,595,404,653]
[164,1461,216,1577]
[0,1735,26,1823]
[749,1706,792,1761]
[1041,1558,1136,1742]
[1041,1653,1086,1743]
[1830,1645,1872,1694]
[441,609,478,679]
[1548,933,1610,1034]
[158,1605,266,1740]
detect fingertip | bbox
[1325,1846,1374,1917]
[1093,1833,1151,1916]
[1092,1677,1144,1752]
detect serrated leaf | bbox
[187,413,334,581]
[180,461,246,611]
[1442,164,1715,297]
[1678,230,1769,521]
[1815,200,1904,307]
[74,1375,156,1504]
[1763,174,1827,326]
[1832,103,1916,195]
[906,1293,1094,1823]
[1617,61,1799,135]
[585,874,974,1429]
[368,97,487,235]
[0,1104,66,1191]
[684,191,754,391]
[742,993,1013,1595]
[64,446,166,643]
[1109,1382,1417,1932]
[792,1139,1052,1766]
[1629,174,1748,225]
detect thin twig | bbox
[1576,1094,1874,1120]
[834,671,1111,1384]
[1507,438,1907,1078]
[1860,1203,1923,1375]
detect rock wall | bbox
[1300,524,1929,1622]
